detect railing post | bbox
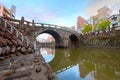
[4,21,7,28]
[20,16,24,27]
[27,39,29,46]
[41,24,44,27]
[21,34,24,42]
[34,41,36,49]
[10,26,13,33]
[55,25,57,28]
[27,22,30,27]
[32,20,35,27]
[16,30,18,38]
[25,36,29,46]
[49,24,51,27]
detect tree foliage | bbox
[97,20,111,30]
[82,19,111,34]
[82,24,92,34]
[93,23,98,31]
[118,18,120,22]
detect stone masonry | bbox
[0,19,56,80]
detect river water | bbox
[40,47,120,80]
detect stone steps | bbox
[0,18,34,59]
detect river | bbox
[40,47,120,80]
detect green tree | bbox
[98,20,111,30]
[82,24,92,34]
[93,23,99,31]
[118,18,120,22]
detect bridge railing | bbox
[35,22,79,35]
[56,65,74,74]
[0,16,34,48]
[2,17,80,35]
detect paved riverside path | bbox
[0,51,56,80]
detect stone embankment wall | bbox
[82,28,120,47]
[0,24,56,80]
[0,26,34,58]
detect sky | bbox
[57,64,94,80]
[1,0,120,27]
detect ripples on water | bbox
[40,47,120,80]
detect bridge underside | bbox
[37,30,80,48]
[39,30,64,47]
[69,34,79,47]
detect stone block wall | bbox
[82,29,120,47]
[0,26,34,58]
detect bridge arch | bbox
[69,34,79,47]
[38,30,63,47]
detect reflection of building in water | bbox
[79,60,120,80]
[44,48,55,55]
[79,61,95,79]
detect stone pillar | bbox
[27,22,30,27]
[19,16,24,27]
[32,20,35,27]
[64,39,69,47]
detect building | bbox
[76,16,88,33]
[109,13,120,27]
[45,36,55,43]
[91,6,112,25]
[11,5,16,18]
[109,3,120,27]
[0,3,15,18]
[111,2,120,14]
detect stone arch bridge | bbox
[1,17,82,48]
[33,23,80,48]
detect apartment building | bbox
[0,3,15,18]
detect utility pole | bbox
[119,9,120,15]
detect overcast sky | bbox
[1,0,120,27]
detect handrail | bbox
[0,17,34,48]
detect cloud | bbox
[16,6,58,22]
[15,6,75,27]
[84,0,120,17]
[40,12,58,21]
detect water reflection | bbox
[40,48,55,62]
[57,64,95,80]
[40,47,120,80]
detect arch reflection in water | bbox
[49,48,80,73]
[40,48,55,62]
